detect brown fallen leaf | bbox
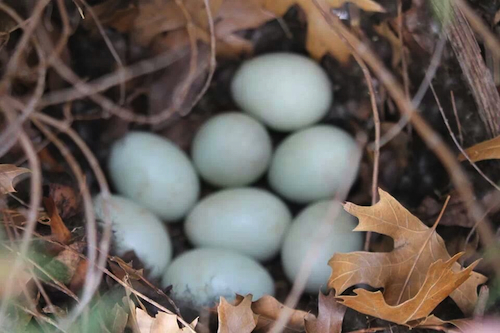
[218,295,258,333]
[235,294,314,331]
[0,164,30,194]
[264,0,385,62]
[373,22,403,69]
[43,197,71,245]
[47,181,81,219]
[136,308,198,333]
[96,0,384,62]
[305,291,346,333]
[85,0,138,33]
[338,254,478,326]
[328,189,487,316]
[69,258,88,292]
[213,0,275,57]
[0,253,33,298]
[109,303,129,333]
[417,315,476,332]
[52,242,86,285]
[458,135,500,162]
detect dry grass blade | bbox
[431,84,500,193]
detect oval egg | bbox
[231,53,332,131]
[268,125,360,203]
[93,194,173,278]
[185,188,291,261]
[108,131,200,221]
[162,248,274,306]
[191,112,272,187]
[281,201,362,293]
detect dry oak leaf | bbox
[338,254,478,326]
[263,0,385,62]
[43,197,71,245]
[328,189,487,316]
[235,294,315,331]
[417,314,475,332]
[108,303,129,333]
[103,0,384,61]
[305,291,346,333]
[458,135,500,162]
[135,308,198,333]
[0,164,30,194]
[218,295,258,333]
[130,0,270,57]
[0,253,33,298]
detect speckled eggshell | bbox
[93,194,172,278]
[231,53,333,131]
[185,188,292,261]
[191,112,272,187]
[108,131,200,222]
[281,201,362,293]
[162,248,275,306]
[268,125,360,204]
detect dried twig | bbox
[431,84,500,193]
[182,0,217,115]
[373,33,447,149]
[0,0,50,92]
[350,54,380,251]
[77,0,127,105]
[450,91,464,146]
[0,3,47,158]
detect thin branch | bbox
[0,2,47,158]
[373,33,447,150]
[430,84,500,193]
[181,0,216,115]
[348,53,380,251]
[0,0,50,92]
[450,91,464,146]
[77,0,127,105]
